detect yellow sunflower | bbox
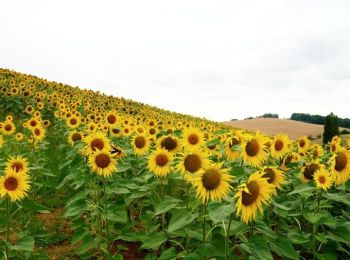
[329,136,341,153]
[0,169,30,201]
[297,136,310,154]
[105,111,118,127]
[88,150,117,178]
[83,132,111,156]
[2,120,16,136]
[5,156,29,175]
[241,132,268,167]
[270,133,291,159]
[66,116,81,129]
[224,134,243,161]
[157,135,181,154]
[314,169,333,191]
[330,148,350,185]
[15,133,24,141]
[68,131,83,146]
[182,127,204,150]
[192,163,233,204]
[147,149,173,177]
[311,144,324,159]
[131,134,150,156]
[177,149,210,182]
[259,166,286,194]
[32,126,46,142]
[234,172,274,223]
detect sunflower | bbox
[0,169,30,201]
[110,127,122,138]
[131,134,150,156]
[5,156,29,175]
[32,126,46,142]
[234,172,274,223]
[83,132,111,156]
[68,131,83,146]
[297,136,310,154]
[299,162,322,183]
[147,149,173,177]
[105,111,118,127]
[224,134,243,161]
[241,132,268,167]
[158,135,180,154]
[329,136,341,153]
[270,133,291,159]
[259,166,286,194]
[66,116,81,129]
[16,133,24,141]
[311,144,324,159]
[314,169,333,191]
[2,120,16,136]
[182,127,204,150]
[192,163,233,203]
[88,150,117,177]
[330,148,350,185]
[177,149,210,182]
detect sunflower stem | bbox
[186,183,189,210]
[103,179,110,251]
[202,202,207,243]
[316,190,323,213]
[225,213,233,260]
[5,196,10,259]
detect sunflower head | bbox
[177,149,210,182]
[241,132,268,167]
[88,150,117,178]
[182,127,204,150]
[314,169,333,191]
[270,133,291,159]
[0,169,30,201]
[131,134,150,156]
[300,162,322,183]
[158,135,180,154]
[148,149,173,178]
[5,156,29,175]
[259,166,286,193]
[330,148,350,185]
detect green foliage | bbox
[323,112,340,144]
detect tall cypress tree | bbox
[323,112,339,144]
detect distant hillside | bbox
[291,113,350,128]
[225,118,350,140]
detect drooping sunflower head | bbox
[177,149,210,182]
[182,127,204,150]
[330,148,350,185]
[147,149,173,178]
[0,169,30,201]
[192,163,233,204]
[158,135,180,154]
[259,167,286,194]
[234,172,274,223]
[5,156,29,175]
[241,132,268,167]
[224,134,243,161]
[88,150,117,178]
[270,133,291,159]
[310,144,324,159]
[299,162,322,183]
[329,136,342,153]
[314,168,333,191]
[131,134,150,156]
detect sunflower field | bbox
[0,68,350,260]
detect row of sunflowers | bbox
[0,68,350,259]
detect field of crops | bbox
[0,68,350,259]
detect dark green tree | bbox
[323,112,339,144]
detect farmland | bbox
[0,68,350,259]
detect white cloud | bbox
[1,0,349,121]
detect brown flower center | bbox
[134,136,146,149]
[299,139,306,148]
[34,128,41,136]
[91,138,104,151]
[4,177,18,191]
[274,140,283,151]
[4,124,12,131]
[155,154,169,167]
[202,169,221,190]
[318,175,326,184]
[72,133,82,142]
[188,134,199,145]
[70,118,77,125]
[242,181,260,206]
[161,137,177,151]
[107,115,117,124]
[30,120,37,127]
[184,154,202,173]
[245,139,260,157]
[95,153,111,168]
[262,168,275,184]
[335,152,347,172]
[12,162,24,172]
[149,128,156,135]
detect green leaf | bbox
[159,247,177,260]
[324,193,350,206]
[206,138,220,147]
[246,235,273,260]
[288,185,315,196]
[327,222,350,244]
[287,231,311,244]
[9,235,34,252]
[268,237,299,260]
[208,201,234,224]
[154,196,181,215]
[141,232,167,249]
[168,210,197,233]
[106,204,128,223]
[72,228,89,245]
[197,243,225,257]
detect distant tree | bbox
[259,113,279,119]
[323,113,339,144]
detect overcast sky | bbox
[1,1,350,121]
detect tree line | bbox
[291,113,350,128]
